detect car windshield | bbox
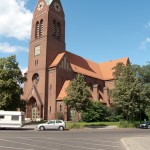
[142,121,150,124]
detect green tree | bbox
[0,55,26,110]
[64,74,92,112]
[112,62,125,79]
[142,63,150,120]
[82,101,110,122]
[110,64,150,121]
[140,63,150,84]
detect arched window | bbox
[52,20,56,36]
[57,22,61,39]
[35,21,40,38]
[32,73,39,84]
[40,19,43,37]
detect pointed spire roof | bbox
[44,0,53,5]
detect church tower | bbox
[23,0,66,120]
[29,0,65,69]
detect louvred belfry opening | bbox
[35,21,40,38]
[52,20,56,36]
[57,22,61,40]
[40,19,44,37]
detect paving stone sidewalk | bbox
[121,137,150,150]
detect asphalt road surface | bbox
[0,128,150,150]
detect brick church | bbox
[23,0,129,121]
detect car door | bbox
[47,120,56,129]
[55,120,62,129]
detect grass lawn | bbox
[26,120,139,129]
[66,121,119,129]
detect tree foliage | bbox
[139,63,150,84]
[64,74,92,112]
[112,62,125,79]
[138,63,150,120]
[135,63,150,92]
[110,63,150,121]
[82,101,110,122]
[0,55,26,110]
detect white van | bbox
[0,111,25,129]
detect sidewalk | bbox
[23,124,37,130]
[121,137,150,150]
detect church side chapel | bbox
[23,0,129,121]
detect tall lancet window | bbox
[52,20,56,36]
[35,21,40,38]
[57,22,61,40]
[40,19,44,37]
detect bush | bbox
[105,115,122,122]
[105,106,123,122]
[81,101,110,122]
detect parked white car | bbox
[36,120,66,131]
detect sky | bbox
[0,0,150,73]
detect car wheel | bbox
[39,126,45,131]
[59,126,64,131]
[148,125,150,129]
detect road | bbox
[0,128,149,150]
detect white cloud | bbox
[0,0,32,40]
[140,38,150,49]
[19,67,28,88]
[145,22,150,29]
[0,42,28,53]
[20,67,28,74]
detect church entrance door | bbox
[27,97,39,121]
[32,106,38,121]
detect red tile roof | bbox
[98,57,129,80]
[49,51,129,80]
[50,52,65,68]
[57,80,70,100]
[66,51,103,79]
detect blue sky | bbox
[0,0,150,73]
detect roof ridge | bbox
[99,57,129,65]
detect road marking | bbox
[0,139,58,150]
[44,138,120,148]
[0,146,33,150]
[18,137,104,150]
